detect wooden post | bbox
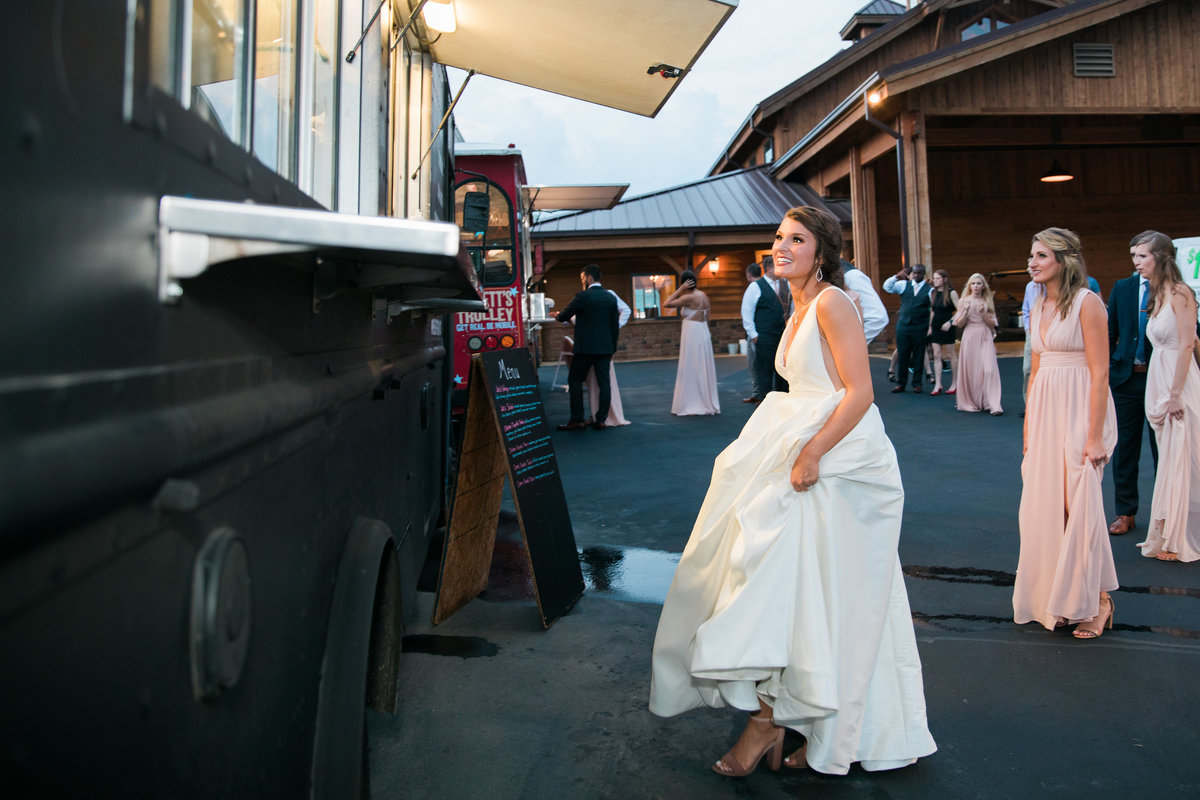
[849,144,880,285]
[901,110,933,269]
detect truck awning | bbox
[422,0,737,117]
[522,184,629,212]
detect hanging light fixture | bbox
[707,259,720,275]
[1039,158,1074,183]
[422,0,457,33]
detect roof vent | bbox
[1073,43,1114,77]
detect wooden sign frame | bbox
[433,349,584,628]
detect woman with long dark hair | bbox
[665,269,720,415]
[650,206,935,777]
[928,269,959,395]
[1132,230,1200,561]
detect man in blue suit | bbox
[556,264,620,431]
[1106,231,1160,535]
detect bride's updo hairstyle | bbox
[783,206,845,290]
[680,268,697,287]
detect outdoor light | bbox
[423,0,456,33]
[1039,158,1074,183]
[708,259,719,274]
[867,90,883,105]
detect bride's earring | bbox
[816,262,824,282]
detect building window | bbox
[960,10,1012,41]
[763,136,774,164]
[127,0,394,214]
[253,0,299,179]
[189,0,248,143]
[631,274,674,319]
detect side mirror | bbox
[461,191,490,238]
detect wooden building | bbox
[530,169,846,360]
[713,0,1200,311]
[533,0,1200,356]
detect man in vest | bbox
[740,257,790,403]
[883,263,932,393]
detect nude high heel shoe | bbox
[712,715,785,776]
[1073,592,1114,639]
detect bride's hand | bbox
[790,450,820,492]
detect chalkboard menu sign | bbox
[434,348,583,628]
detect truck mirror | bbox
[462,191,490,237]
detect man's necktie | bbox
[1135,281,1149,364]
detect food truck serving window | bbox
[455,181,516,287]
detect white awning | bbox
[522,184,629,211]
[421,0,737,117]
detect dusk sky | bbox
[449,0,880,199]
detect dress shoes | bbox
[592,421,608,431]
[556,421,587,431]
[891,385,906,394]
[743,395,762,404]
[1109,515,1135,535]
[913,386,922,393]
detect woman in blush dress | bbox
[1132,231,1200,562]
[650,206,935,778]
[928,269,959,395]
[666,270,720,416]
[952,273,1003,415]
[1014,228,1118,639]
[586,289,632,425]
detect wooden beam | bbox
[848,145,880,286]
[901,109,933,269]
[659,255,685,275]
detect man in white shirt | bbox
[739,263,763,402]
[840,259,888,343]
[740,258,789,402]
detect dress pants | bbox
[568,352,612,424]
[894,326,927,390]
[753,332,788,398]
[745,338,758,396]
[1110,371,1158,517]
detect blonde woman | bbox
[1131,231,1200,562]
[1014,228,1118,639]
[928,269,959,395]
[951,273,1003,414]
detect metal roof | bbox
[531,167,848,237]
[856,0,906,17]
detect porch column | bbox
[848,144,880,286]
[900,110,932,269]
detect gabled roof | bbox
[840,0,907,40]
[531,167,846,237]
[767,0,1154,178]
[708,0,931,174]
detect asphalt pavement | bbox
[369,351,1200,800]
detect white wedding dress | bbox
[649,287,936,775]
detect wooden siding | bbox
[910,1,1200,114]
[925,144,1200,295]
[749,0,1072,166]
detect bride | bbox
[649,206,936,777]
